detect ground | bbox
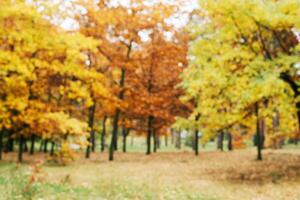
[0,146,300,200]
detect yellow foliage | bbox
[180,0,300,143]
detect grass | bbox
[0,161,215,200]
[0,139,300,200]
[114,136,220,153]
[0,163,91,200]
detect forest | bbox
[0,0,300,199]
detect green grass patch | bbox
[0,162,215,200]
[0,164,91,200]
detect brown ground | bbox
[1,149,300,200]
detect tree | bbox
[78,0,182,160]
[182,0,300,160]
[0,0,107,162]
[123,28,189,155]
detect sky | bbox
[27,0,199,30]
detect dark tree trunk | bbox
[217,132,224,151]
[85,53,97,154]
[30,135,35,155]
[280,73,300,131]
[86,104,96,158]
[91,111,96,152]
[113,131,118,151]
[255,102,263,161]
[101,116,107,152]
[194,114,201,154]
[146,46,155,154]
[227,133,233,151]
[153,129,157,153]
[195,130,199,155]
[23,139,28,152]
[5,130,14,152]
[122,134,127,153]
[18,135,24,163]
[192,132,196,150]
[109,67,126,161]
[8,138,14,152]
[280,73,300,144]
[109,108,120,160]
[146,116,153,155]
[50,141,55,156]
[43,139,48,153]
[0,130,3,160]
[109,108,120,161]
[261,119,266,150]
[260,99,268,150]
[122,127,128,153]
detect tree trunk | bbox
[260,118,266,150]
[0,130,3,160]
[8,138,14,152]
[280,73,300,132]
[18,135,24,163]
[175,130,181,149]
[23,139,28,152]
[192,131,196,150]
[86,103,96,158]
[227,133,233,151]
[5,130,14,152]
[43,139,48,153]
[114,132,118,151]
[255,102,263,161]
[217,131,224,151]
[101,116,107,152]
[109,67,126,161]
[146,116,153,155]
[122,127,127,153]
[50,141,55,156]
[194,114,201,154]
[123,129,130,153]
[109,108,120,161]
[91,113,96,152]
[30,135,35,155]
[261,99,268,150]
[153,129,157,153]
[195,130,199,155]
[272,111,281,149]
[122,134,127,153]
[147,40,154,154]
